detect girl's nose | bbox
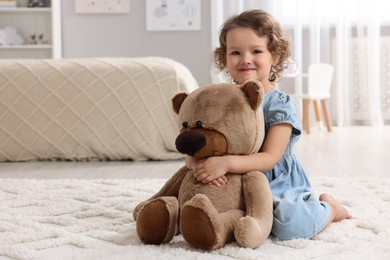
[241,54,252,65]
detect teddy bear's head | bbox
[172,80,265,159]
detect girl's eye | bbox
[230,51,240,56]
[253,50,263,54]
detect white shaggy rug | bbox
[0,177,389,260]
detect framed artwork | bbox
[75,0,130,14]
[146,0,201,31]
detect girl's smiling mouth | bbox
[239,67,255,72]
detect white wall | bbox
[61,0,212,85]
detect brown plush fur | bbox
[133,80,273,250]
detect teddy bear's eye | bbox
[195,120,203,128]
[182,122,189,128]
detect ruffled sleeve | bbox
[263,90,302,136]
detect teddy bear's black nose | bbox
[175,131,206,156]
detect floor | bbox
[0,126,389,179]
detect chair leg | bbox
[320,99,332,132]
[302,99,310,134]
[312,99,323,129]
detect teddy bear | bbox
[133,80,273,250]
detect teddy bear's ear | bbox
[172,92,188,114]
[240,80,264,110]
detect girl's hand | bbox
[210,176,228,187]
[193,156,229,184]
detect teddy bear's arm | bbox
[150,165,188,198]
[133,166,189,220]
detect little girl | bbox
[186,9,351,241]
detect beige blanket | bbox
[0,57,198,161]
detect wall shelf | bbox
[0,7,51,13]
[0,1,61,59]
[0,45,52,49]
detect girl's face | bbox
[226,27,275,92]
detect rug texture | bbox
[0,177,389,260]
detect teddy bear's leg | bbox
[234,171,273,248]
[136,196,179,245]
[181,193,244,250]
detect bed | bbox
[0,57,199,161]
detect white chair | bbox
[294,63,334,134]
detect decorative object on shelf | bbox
[27,0,50,7]
[26,32,49,45]
[0,26,24,45]
[38,32,49,44]
[27,33,37,44]
[146,0,201,31]
[75,0,129,14]
[28,0,43,7]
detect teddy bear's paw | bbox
[133,201,147,221]
[180,194,222,250]
[136,197,179,245]
[234,216,266,248]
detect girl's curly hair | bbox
[213,9,291,82]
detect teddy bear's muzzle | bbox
[175,129,228,158]
[175,131,206,156]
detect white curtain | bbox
[211,0,388,126]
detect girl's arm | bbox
[193,123,293,184]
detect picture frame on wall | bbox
[75,0,130,14]
[146,0,201,31]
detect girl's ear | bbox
[172,92,188,114]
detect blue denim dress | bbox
[262,89,331,240]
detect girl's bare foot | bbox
[320,193,352,222]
